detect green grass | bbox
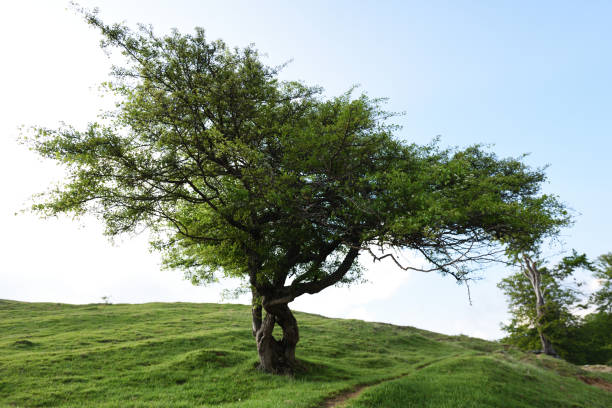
[1,300,610,407]
[345,355,610,408]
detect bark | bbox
[251,298,300,374]
[533,285,556,355]
[523,256,557,357]
[251,287,263,338]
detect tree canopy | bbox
[24,10,570,373]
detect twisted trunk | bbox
[247,246,359,374]
[251,294,299,374]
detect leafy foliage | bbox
[25,10,568,297]
[561,312,612,365]
[590,253,612,313]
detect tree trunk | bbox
[251,288,263,338]
[523,255,557,357]
[251,299,300,374]
[537,328,556,356]
[534,295,556,356]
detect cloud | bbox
[586,276,603,292]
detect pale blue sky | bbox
[1,1,610,339]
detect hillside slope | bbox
[1,300,610,407]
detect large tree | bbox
[24,11,569,373]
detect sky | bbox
[1,0,611,340]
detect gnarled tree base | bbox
[252,300,299,374]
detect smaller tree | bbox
[498,251,591,357]
[589,253,612,313]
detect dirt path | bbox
[320,384,375,408]
[319,357,449,408]
[578,375,612,392]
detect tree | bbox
[589,253,612,313]
[24,10,569,374]
[498,252,591,357]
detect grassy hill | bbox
[1,300,610,407]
